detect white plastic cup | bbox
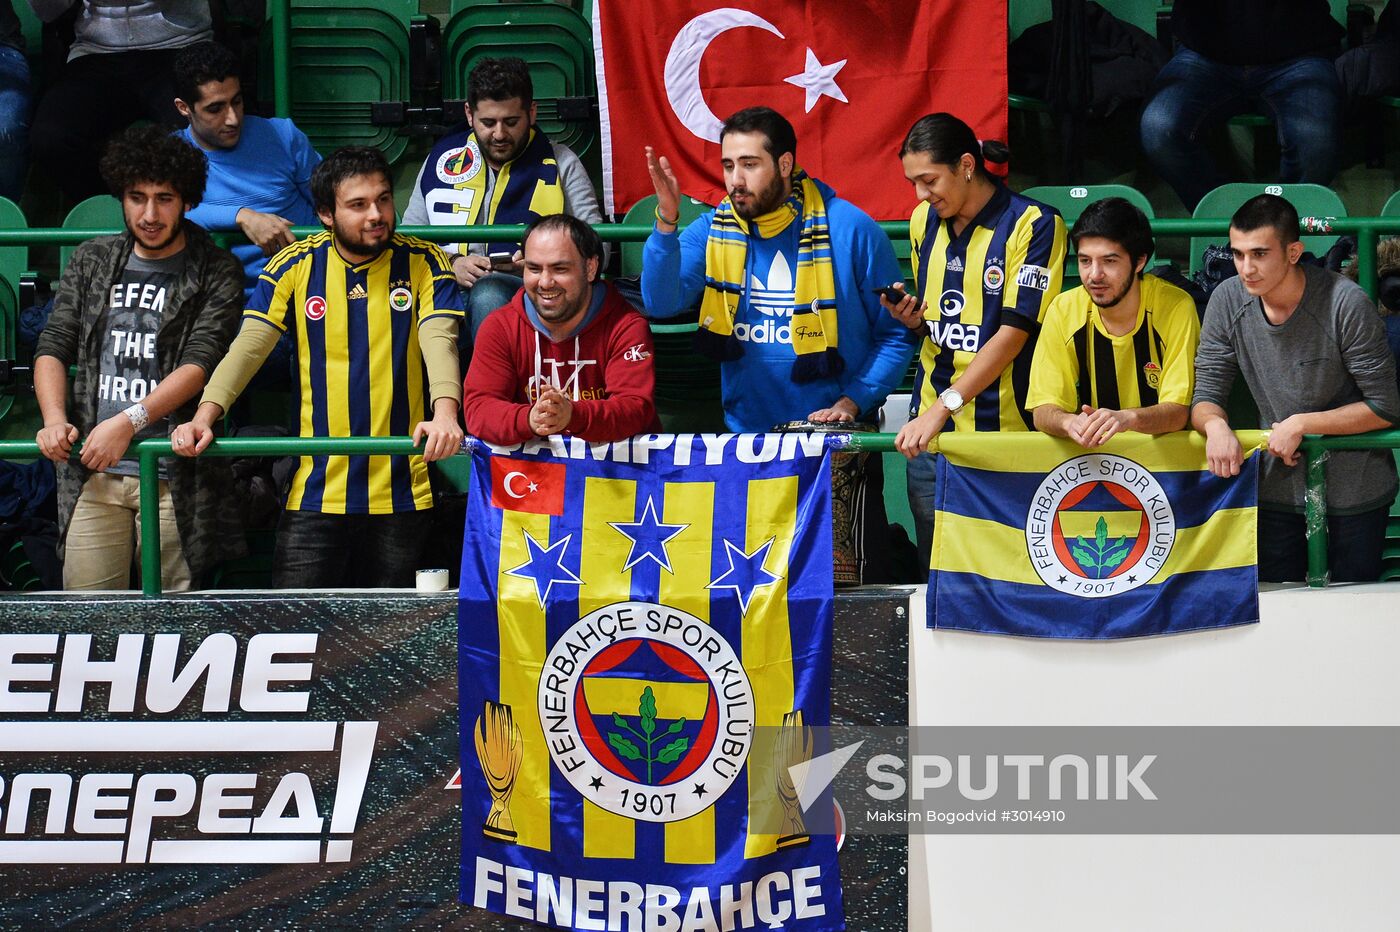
[416,568,450,592]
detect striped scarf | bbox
[696,170,843,383]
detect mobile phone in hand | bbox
[873,286,907,303]
[489,251,515,270]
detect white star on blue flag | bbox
[505,531,584,606]
[707,537,782,614]
[609,496,688,573]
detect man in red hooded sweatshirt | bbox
[464,213,659,443]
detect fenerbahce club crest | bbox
[1025,454,1176,598]
[473,601,756,839]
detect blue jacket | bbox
[641,179,915,431]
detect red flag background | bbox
[592,0,1007,221]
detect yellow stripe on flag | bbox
[935,507,1258,583]
[578,477,637,860]
[661,483,717,865]
[496,510,551,851]
[1057,511,1145,540]
[933,429,1270,473]
[583,678,710,720]
[743,475,797,860]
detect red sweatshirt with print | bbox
[464,283,660,444]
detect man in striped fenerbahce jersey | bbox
[173,146,466,588]
[1026,197,1200,447]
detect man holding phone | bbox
[403,56,607,343]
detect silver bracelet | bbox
[123,403,150,432]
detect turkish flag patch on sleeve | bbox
[490,458,567,515]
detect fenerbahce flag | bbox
[929,432,1267,639]
[459,433,844,930]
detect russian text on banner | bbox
[929,431,1266,638]
[459,433,844,930]
[590,0,1006,220]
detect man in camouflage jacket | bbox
[34,126,245,589]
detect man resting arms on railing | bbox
[1192,194,1400,583]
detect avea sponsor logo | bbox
[928,320,982,352]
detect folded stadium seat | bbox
[1020,183,1155,228]
[58,194,121,276]
[441,1,598,165]
[1020,183,1155,288]
[613,195,724,431]
[257,0,416,165]
[619,194,710,278]
[1189,182,1347,277]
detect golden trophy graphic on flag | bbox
[474,699,523,842]
[775,709,812,849]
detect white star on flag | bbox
[784,48,848,113]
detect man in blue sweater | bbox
[642,106,915,433]
[642,107,917,582]
[173,41,321,300]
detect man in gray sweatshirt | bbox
[1192,194,1400,582]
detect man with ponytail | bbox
[887,113,1067,568]
[641,106,917,583]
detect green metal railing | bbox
[1,430,1393,595]
[3,217,1397,299]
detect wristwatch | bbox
[940,387,965,414]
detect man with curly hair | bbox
[34,124,246,590]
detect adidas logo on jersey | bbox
[946,256,964,273]
[347,283,369,300]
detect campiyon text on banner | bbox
[929,431,1266,638]
[591,0,1006,220]
[458,433,844,931]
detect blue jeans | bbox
[1257,506,1389,583]
[906,451,938,573]
[0,45,32,202]
[274,509,431,588]
[466,272,523,343]
[1139,49,1342,210]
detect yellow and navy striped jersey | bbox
[910,184,1067,431]
[1026,274,1200,414]
[247,231,465,515]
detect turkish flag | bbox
[593,0,1006,221]
[490,458,567,515]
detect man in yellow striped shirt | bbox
[173,146,465,587]
[1027,197,1200,447]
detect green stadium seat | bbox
[442,1,597,162]
[1020,184,1155,228]
[59,194,122,276]
[258,0,415,165]
[0,197,24,419]
[1189,182,1347,277]
[1021,185,1155,286]
[619,194,710,277]
[613,192,723,429]
[1380,190,1400,218]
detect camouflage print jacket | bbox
[34,222,247,582]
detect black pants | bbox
[1257,506,1389,583]
[30,49,184,202]
[274,510,432,589]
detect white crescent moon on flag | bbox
[664,8,785,142]
[503,471,530,499]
